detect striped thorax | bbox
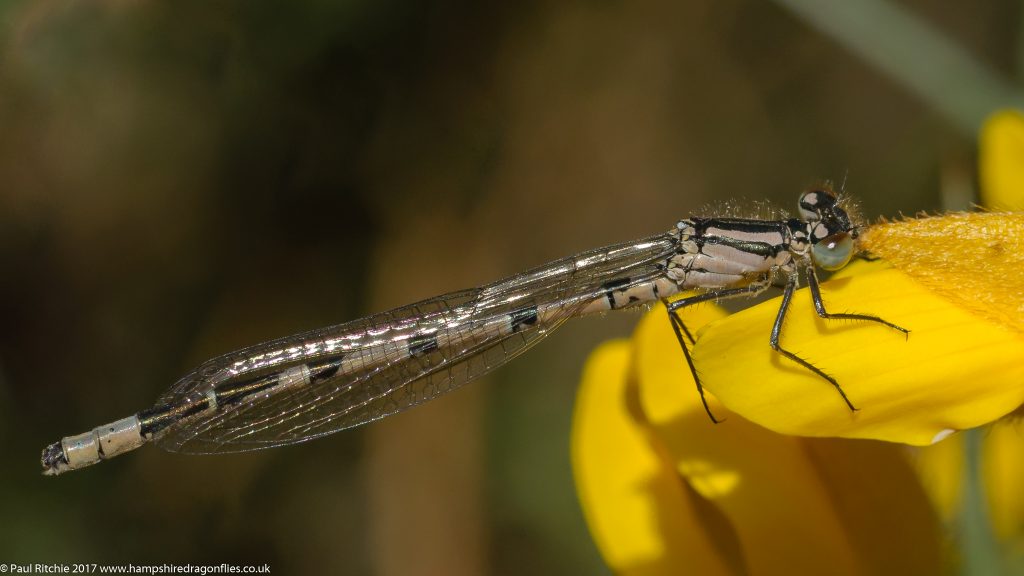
[662,188,858,291]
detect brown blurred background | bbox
[0,0,1018,573]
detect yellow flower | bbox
[572,110,1024,573]
[573,306,943,575]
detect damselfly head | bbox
[798,189,848,225]
[799,188,858,271]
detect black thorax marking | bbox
[687,218,791,257]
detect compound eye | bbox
[811,232,853,271]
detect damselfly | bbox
[41,188,907,475]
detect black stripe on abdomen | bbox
[510,306,538,332]
[601,277,632,309]
[310,356,345,383]
[139,395,214,436]
[409,334,439,356]
[214,373,281,407]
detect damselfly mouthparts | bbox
[41,188,907,475]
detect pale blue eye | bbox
[811,233,853,270]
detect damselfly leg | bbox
[805,267,909,335]
[768,273,859,411]
[665,281,771,422]
[669,268,909,423]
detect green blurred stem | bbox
[773,0,1023,138]
[960,428,1002,576]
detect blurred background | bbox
[0,0,1019,573]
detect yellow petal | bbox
[691,260,1024,445]
[571,339,734,576]
[979,110,1024,211]
[859,212,1024,334]
[629,301,943,574]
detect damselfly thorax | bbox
[41,188,907,475]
